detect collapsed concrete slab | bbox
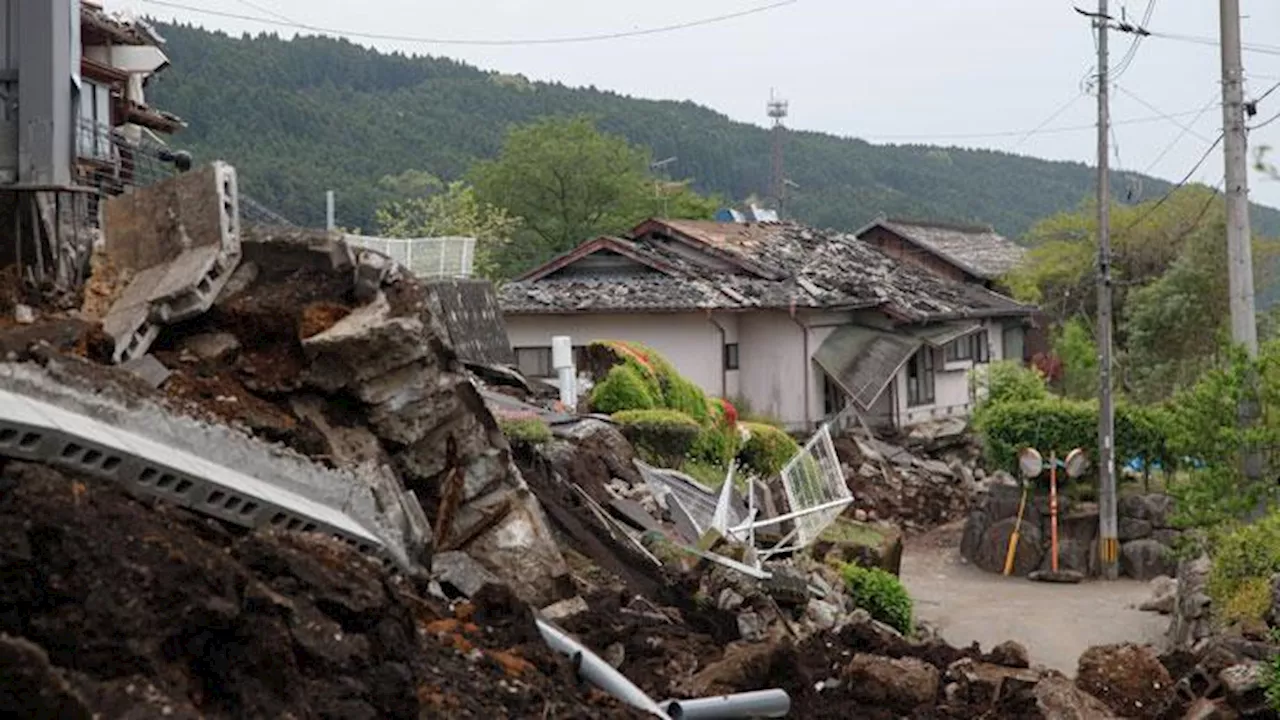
[100,162,242,363]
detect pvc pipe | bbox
[534,617,669,718]
[663,689,791,719]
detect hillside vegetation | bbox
[148,23,1280,239]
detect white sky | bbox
[110,0,1280,208]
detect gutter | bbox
[708,314,728,397]
[788,315,848,431]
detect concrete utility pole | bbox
[326,190,336,231]
[1219,0,1263,482]
[1094,0,1119,580]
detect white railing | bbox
[343,234,476,278]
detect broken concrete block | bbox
[431,551,501,598]
[540,596,589,622]
[459,489,572,607]
[301,293,432,390]
[120,354,172,389]
[12,304,34,325]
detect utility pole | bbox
[326,190,336,231]
[1219,0,1262,481]
[1093,0,1119,580]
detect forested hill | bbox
[147,23,1280,238]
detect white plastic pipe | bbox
[663,689,792,718]
[534,617,669,718]
[551,336,576,407]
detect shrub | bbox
[737,422,800,478]
[977,360,1049,409]
[1208,512,1280,625]
[590,364,658,413]
[498,417,552,445]
[613,409,702,467]
[841,564,913,635]
[690,424,739,467]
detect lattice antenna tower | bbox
[768,89,789,215]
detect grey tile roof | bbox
[499,220,1034,322]
[873,219,1027,281]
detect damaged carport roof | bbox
[813,326,921,411]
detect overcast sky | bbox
[110,0,1280,209]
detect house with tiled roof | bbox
[499,218,1037,432]
[856,217,1027,287]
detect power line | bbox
[1115,84,1213,143]
[1253,110,1280,132]
[1111,0,1156,79]
[1119,132,1223,234]
[1145,30,1280,57]
[863,106,1212,143]
[1012,91,1087,150]
[232,0,297,24]
[138,0,800,46]
[1143,93,1218,173]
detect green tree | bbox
[468,116,718,277]
[374,180,522,279]
[1053,317,1098,400]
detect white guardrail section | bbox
[0,387,389,562]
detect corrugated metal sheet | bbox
[424,279,516,367]
[812,325,921,411]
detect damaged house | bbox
[1,0,183,289]
[500,218,1037,432]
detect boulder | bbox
[181,331,241,361]
[973,517,1043,576]
[960,510,989,562]
[1152,529,1182,549]
[1031,674,1120,719]
[988,640,1031,669]
[843,653,940,712]
[1118,517,1154,542]
[1076,643,1175,719]
[1121,539,1177,581]
[1139,576,1178,615]
[946,658,1042,707]
[984,484,1043,527]
[1118,494,1175,528]
[1219,663,1268,717]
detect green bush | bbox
[1266,652,1280,712]
[590,364,658,414]
[613,409,702,467]
[1208,512,1280,625]
[978,360,1049,408]
[975,395,1173,476]
[498,417,553,445]
[690,424,739,467]
[737,422,800,478]
[841,564,913,635]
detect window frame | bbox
[723,342,740,371]
[513,346,553,378]
[907,347,936,407]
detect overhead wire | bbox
[1110,0,1156,80]
[862,106,1214,143]
[1116,85,1214,144]
[138,0,800,46]
[231,0,297,24]
[1011,91,1088,150]
[1117,132,1224,235]
[1143,93,1219,173]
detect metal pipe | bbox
[663,689,791,719]
[534,617,669,718]
[788,314,811,431]
[709,315,728,398]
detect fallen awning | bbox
[910,321,984,348]
[812,325,921,411]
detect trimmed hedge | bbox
[498,417,553,445]
[590,364,657,414]
[738,422,801,478]
[613,409,702,467]
[975,396,1174,475]
[587,340,711,423]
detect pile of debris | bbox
[835,428,989,533]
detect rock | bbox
[1119,494,1175,528]
[603,643,625,670]
[1032,674,1120,719]
[806,599,841,631]
[1076,643,1175,719]
[1182,698,1237,720]
[1152,529,1182,549]
[984,483,1043,527]
[960,510,989,563]
[946,658,1043,707]
[1219,663,1267,716]
[843,653,940,711]
[857,463,879,479]
[12,304,34,324]
[854,508,869,522]
[718,588,746,612]
[737,612,767,642]
[181,332,241,361]
[680,641,789,697]
[1118,517,1154,542]
[540,596,589,622]
[973,517,1043,576]
[1121,539,1177,581]
[988,640,1031,669]
[431,551,502,598]
[920,459,954,479]
[1139,576,1178,615]
[1118,494,1152,521]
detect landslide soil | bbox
[0,460,643,719]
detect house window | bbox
[906,348,936,407]
[77,81,113,161]
[944,332,990,364]
[823,372,848,417]
[514,346,553,378]
[724,343,740,371]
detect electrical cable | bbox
[139,0,800,46]
[1143,93,1219,174]
[1111,0,1156,80]
[863,106,1212,143]
[1116,85,1214,143]
[1145,30,1280,57]
[1118,132,1223,235]
[231,0,297,24]
[1012,91,1088,150]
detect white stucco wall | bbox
[504,312,739,398]
[738,310,852,431]
[895,320,1009,428]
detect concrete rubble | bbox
[0,162,1269,717]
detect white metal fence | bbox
[342,234,476,278]
[779,423,853,547]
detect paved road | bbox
[900,523,1168,675]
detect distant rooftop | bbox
[863,217,1027,281]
